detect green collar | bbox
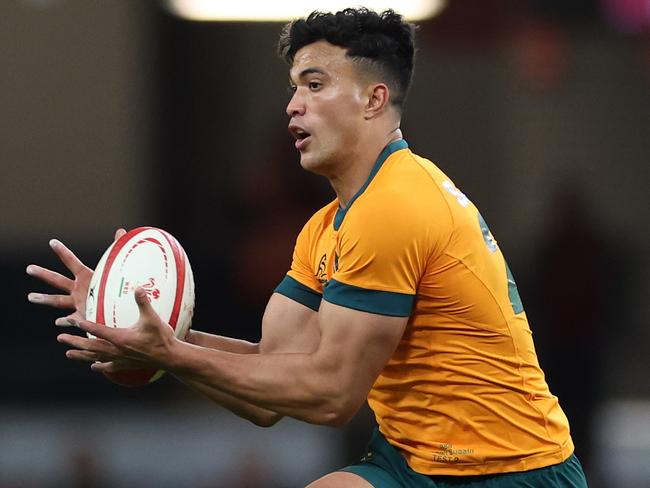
[333,139,409,231]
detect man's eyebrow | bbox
[299,67,326,78]
[289,67,327,83]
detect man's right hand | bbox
[27,229,126,325]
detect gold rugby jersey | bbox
[275,139,573,475]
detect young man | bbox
[28,8,588,488]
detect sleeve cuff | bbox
[323,279,414,317]
[274,275,322,312]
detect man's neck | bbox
[330,128,402,208]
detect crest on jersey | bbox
[316,254,327,284]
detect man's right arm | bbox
[184,330,261,354]
[26,235,320,427]
[172,293,321,427]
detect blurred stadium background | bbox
[1,0,649,486]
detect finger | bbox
[55,315,86,327]
[26,265,74,293]
[66,350,101,362]
[49,239,89,276]
[134,287,157,320]
[91,358,145,372]
[57,332,117,353]
[55,314,86,327]
[91,361,117,373]
[57,332,95,350]
[71,319,124,343]
[114,228,127,241]
[55,316,78,327]
[28,293,74,310]
[90,361,141,373]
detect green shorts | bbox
[340,429,588,488]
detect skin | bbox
[27,40,408,487]
[287,40,402,206]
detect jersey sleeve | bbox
[274,219,323,312]
[324,191,432,317]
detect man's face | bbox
[287,40,368,174]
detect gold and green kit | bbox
[276,139,574,476]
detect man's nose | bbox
[286,91,305,117]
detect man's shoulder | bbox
[356,150,452,218]
[309,198,338,222]
[297,198,338,237]
[331,149,455,247]
[390,148,450,189]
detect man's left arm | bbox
[168,299,407,426]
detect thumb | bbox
[114,228,127,241]
[134,287,156,320]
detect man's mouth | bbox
[289,125,312,151]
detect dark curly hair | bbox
[278,8,416,110]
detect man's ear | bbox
[364,83,390,119]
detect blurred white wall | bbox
[0,405,345,487]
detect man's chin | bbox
[299,151,337,177]
[298,153,319,173]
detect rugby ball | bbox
[85,227,195,387]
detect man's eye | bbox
[309,81,322,90]
[287,85,297,94]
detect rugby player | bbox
[28,8,588,487]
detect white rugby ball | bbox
[85,227,195,387]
